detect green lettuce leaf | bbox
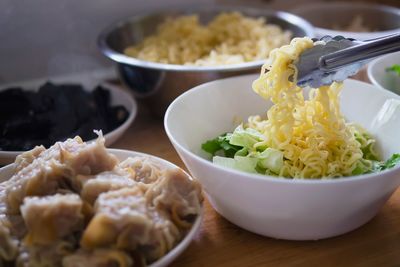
[201,133,242,157]
[213,155,258,173]
[256,148,284,174]
[354,131,379,161]
[229,124,266,148]
[352,159,372,175]
[203,127,286,175]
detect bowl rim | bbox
[164,74,400,185]
[0,81,137,156]
[97,5,315,72]
[367,51,400,91]
[292,2,400,34]
[314,27,400,37]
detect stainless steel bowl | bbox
[98,6,314,116]
[292,2,400,40]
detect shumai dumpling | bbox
[145,168,203,228]
[81,187,180,263]
[21,194,83,246]
[6,135,118,214]
[78,169,135,205]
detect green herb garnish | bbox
[386,64,400,76]
[376,153,400,171]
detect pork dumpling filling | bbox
[0,221,19,262]
[78,170,135,205]
[146,168,203,228]
[62,249,134,267]
[16,240,75,267]
[21,194,84,246]
[119,157,162,185]
[0,181,19,263]
[81,187,180,263]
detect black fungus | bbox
[0,82,129,151]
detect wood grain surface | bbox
[111,72,400,267]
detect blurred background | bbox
[1,0,399,84]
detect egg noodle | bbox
[250,37,374,178]
[124,12,291,66]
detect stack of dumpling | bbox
[0,134,203,267]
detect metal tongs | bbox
[295,33,400,88]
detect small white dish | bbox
[165,74,400,240]
[0,149,202,267]
[367,51,400,95]
[0,72,137,165]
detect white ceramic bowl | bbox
[165,74,400,240]
[0,71,137,165]
[292,2,400,40]
[368,51,400,95]
[0,149,202,267]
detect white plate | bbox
[0,72,137,165]
[0,149,202,267]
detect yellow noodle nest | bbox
[251,37,371,178]
[124,12,292,66]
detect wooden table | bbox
[111,74,400,267]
